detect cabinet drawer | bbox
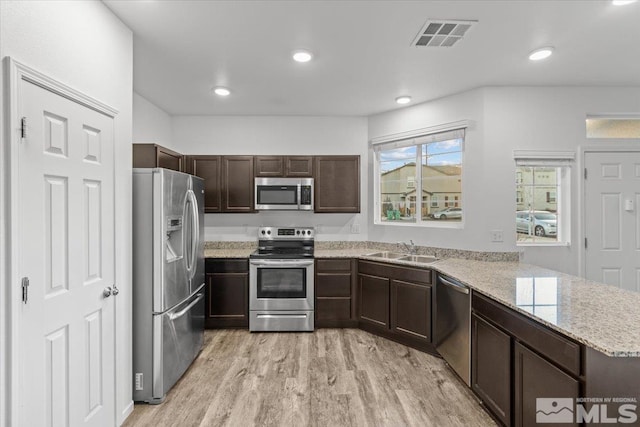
[316,258,352,272]
[473,293,581,376]
[316,273,352,297]
[358,260,431,285]
[206,258,249,274]
[316,298,351,321]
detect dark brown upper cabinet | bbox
[222,156,254,213]
[186,155,222,213]
[254,156,284,177]
[314,155,360,213]
[255,156,313,177]
[133,143,184,172]
[285,156,313,177]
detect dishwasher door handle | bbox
[439,276,470,294]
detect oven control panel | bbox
[258,226,315,240]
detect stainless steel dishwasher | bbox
[435,274,471,386]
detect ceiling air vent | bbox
[411,20,477,48]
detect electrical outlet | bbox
[491,230,503,242]
[350,223,360,234]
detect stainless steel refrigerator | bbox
[132,168,205,404]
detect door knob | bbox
[103,287,112,298]
[112,285,120,296]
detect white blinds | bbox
[372,128,466,152]
[513,150,575,167]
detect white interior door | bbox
[17,78,116,426]
[584,151,640,291]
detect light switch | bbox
[624,199,634,212]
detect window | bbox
[374,127,465,225]
[586,116,640,139]
[514,151,573,245]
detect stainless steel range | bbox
[249,226,315,332]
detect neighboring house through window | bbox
[373,124,466,225]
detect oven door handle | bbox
[250,259,314,267]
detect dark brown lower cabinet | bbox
[357,260,435,353]
[472,313,512,426]
[315,259,357,327]
[205,259,249,328]
[391,279,431,341]
[358,273,389,328]
[514,342,579,427]
[472,293,584,427]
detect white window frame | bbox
[514,150,574,246]
[372,122,467,228]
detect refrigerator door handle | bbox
[183,189,197,278]
[186,189,199,280]
[191,189,199,279]
[169,293,204,321]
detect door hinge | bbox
[585,238,588,249]
[21,277,29,303]
[20,117,27,140]
[584,168,587,180]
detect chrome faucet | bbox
[400,240,417,254]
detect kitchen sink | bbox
[365,251,406,259]
[398,255,438,264]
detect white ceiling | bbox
[103,0,640,117]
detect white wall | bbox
[172,116,369,241]
[0,1,133,424]
[368,89,490,252]
[133,92,174,149]
[368,86,640,275]
[484,86,640,274]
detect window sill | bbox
[375,219,465,229]
[517,241,571,247]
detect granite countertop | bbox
[429,259,640,358]
[204,248,256,258]
[204,243,640,357]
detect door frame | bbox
[578,143,640,279]
[3,57,119,425]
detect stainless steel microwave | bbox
[254,177,314,211]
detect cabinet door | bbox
[285,156,313,177]
[314,156,360,213]
[391,280,431,342]
[472,314,512,426]
[133,143,183,171]
[157,146,183,171]
[222,156,254,212]
[514,342,579,427]
[206,273,249,328]
[255,156,284,177]
[358,273,389,328]
[187,156,221,213]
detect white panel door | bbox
[585,151,640,291]
[18,79,116,426]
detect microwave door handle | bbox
[297,183,301,209]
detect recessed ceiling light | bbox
[292,50,313,63]
[528,47,554,61]
[395,96,412,105]
[213,87,230,96]
[612,0,636,5]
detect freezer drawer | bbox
[134,287,204,404]
[157,288,204,399]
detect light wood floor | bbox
[124,329,496,427]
